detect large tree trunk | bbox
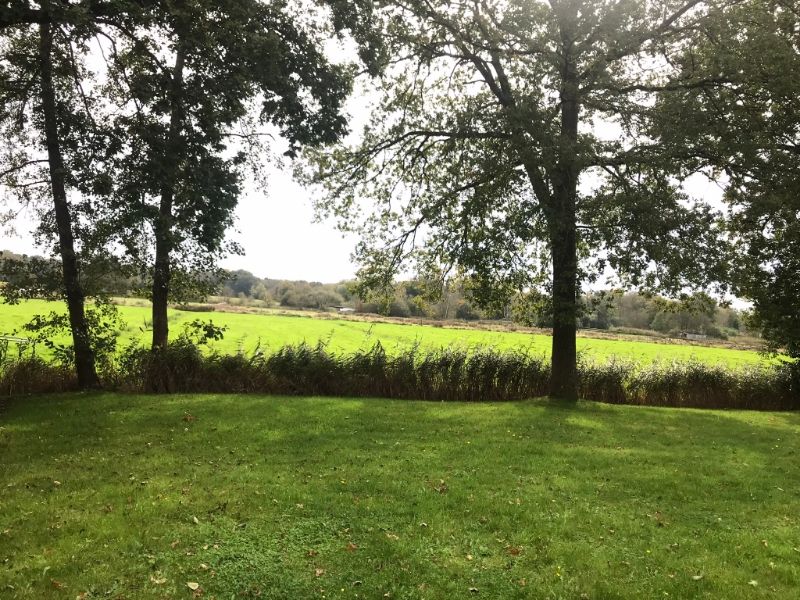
[549,22,580,401]
[549,215,578,400]
[39,20,100,389]
[151,45,186,350]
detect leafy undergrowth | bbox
[1,394,798,599]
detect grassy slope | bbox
[1,300,767,367]
[1,394,798,599]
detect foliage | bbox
[18,300,123,370]
[0,356,75,396]
[303,0,737,398]
[653,0,800,359]
[180,319,227,347]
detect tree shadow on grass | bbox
[2,393,798,598]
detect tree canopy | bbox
[654,0,800,360]
[305,0,733,398]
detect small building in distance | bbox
[681,332,708,341]
[331,306,356,314]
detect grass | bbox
[0,299,769,367]
[0,394,798,599]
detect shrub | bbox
[175,303,216,312]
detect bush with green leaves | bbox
[19,301,123,370]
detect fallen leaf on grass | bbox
[187,582,200,590]
[748,580,758,586]
[314,568,325,577]
[345,542,358,552]
[691,575,704,581]
[50,579,65,590]
[150,574,167,585]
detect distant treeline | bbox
[220,269,751,340]
[0,252,751,340]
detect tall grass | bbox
[114,341,552,401]
[1,340,797,410]
[0,357,76,396]
[1,337,75,396]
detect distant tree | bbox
[648,293,719,336]
[581,291,619,330]
[455,301,481,321]
[306,0,731,399]
[225,270,260,298]
[614,293,656,331]
[723,310,741,332]
[251,281,271,303]
[387,298,411,318]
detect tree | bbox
[580,291,620,330]
[0,1,164,388]
[654,0,800,359]
[224,270,261,298]
[0,2,118,388]
[306,0,729,399]
[98,0,382,350]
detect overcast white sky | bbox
[1,163,361,283]
[219,165,361,282]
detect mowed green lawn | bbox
[1,299,767,367]
[1,394,798,599]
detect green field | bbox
[1,393,798,599]
[0,299,768,367]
